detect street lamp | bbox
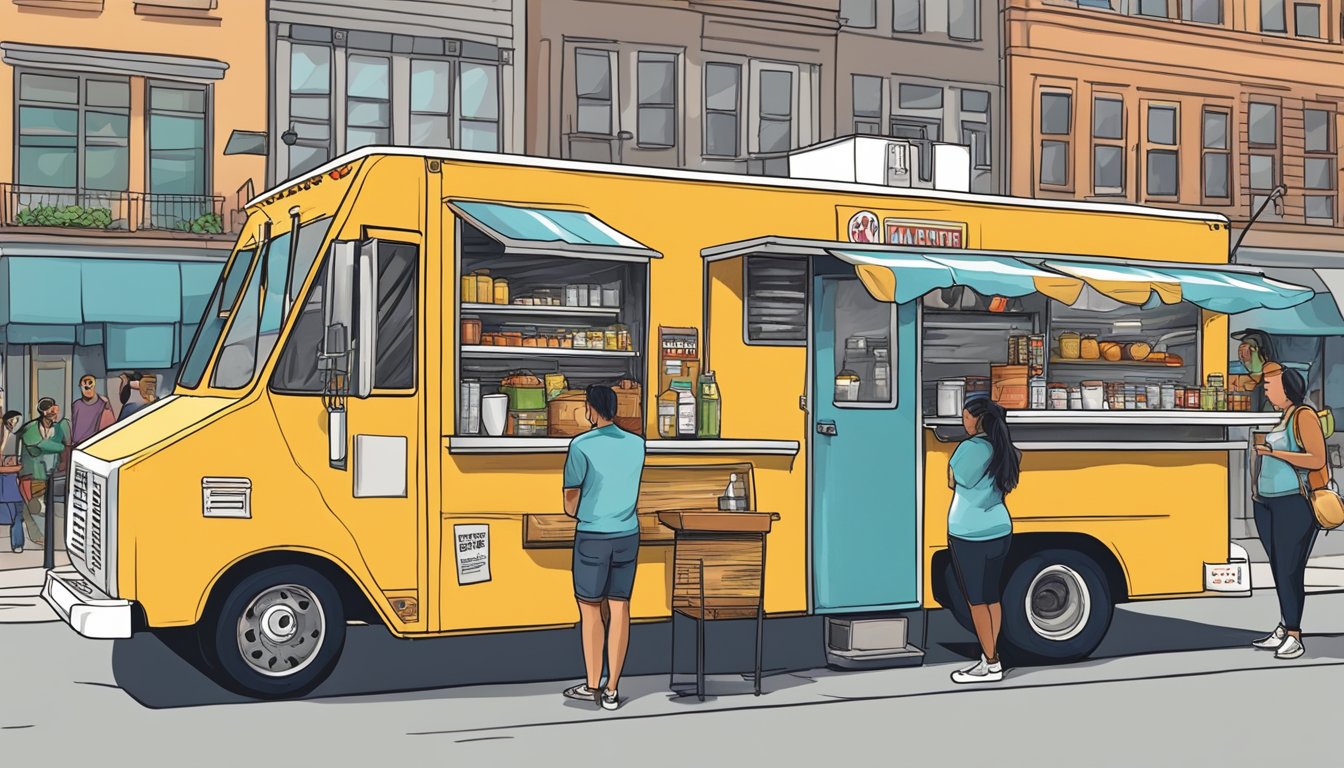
[1230,184,1287,263]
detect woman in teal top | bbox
[947,395,1020,684]
[1250,363,1327,660]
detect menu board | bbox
[454,524,491,585]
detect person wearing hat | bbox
[1230,329,1277,412]
[17,397,70,549]
[1250,362,1327,660]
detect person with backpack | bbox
[947,394,1021,684]
[1251,362,1328,660]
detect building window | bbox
[899,83,943,112]
[1092,96,1125,195]
[1039,91,1071,187]
[1182,0,1222,23]
[410,60,451,148]
[1304,108,1335,224]
[893,0,922,32]
[457,62,500,151]
[1201,108,1230,200]
[575,48,614,135]
[16,71,130,191]
[962,89,990,115]
[948,0,979,40]
[1247,101,1279,215]
[345,54,391,150]
[704,62,740,157]
[853,75,884,135]
[636,52,677,148]
[758,69,794,154]
[1135,0,1169,17]
[840,0,877,27]
[1249,102,1278,146]
[1294,3,1321,37]
[147,83,208,229]
[745,255,807,345]
[288,44,333,176]
[1145,104,1179,198]
[1262,0,1287,32]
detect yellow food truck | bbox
[44,147,1310,698]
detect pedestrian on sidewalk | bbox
[67,375,116,471]
[1,411,25,553]
[18,398,69,550]
[1251,363,1327,660]
[948,394,1020,684]
[560,384,646,711]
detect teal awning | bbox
[449,200,661,261]
[82,259,182,323]
[1043,260,1314,313]
[1232,292,1344,336]
[829,249,1086,305]
[105,323,176,369]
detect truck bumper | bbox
[1204,542,1252,595]
[42,569,133,639]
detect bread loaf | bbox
[1126,342,1152,360]
[1100,342,1122,362]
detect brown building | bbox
[528,0,1003,192]
[1005,0,1344,543]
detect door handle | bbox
[816,420,837,436]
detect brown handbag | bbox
[1291,406,1344,530]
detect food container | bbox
[589,284,602,306]
[461,275,476,303]
[658,388,679,438]
[1080,334,1100,360]
[545,373,568,401]
[1184,387,1201,410]
[565,285,583,307]
[837,370,862,403]
[991,365,1029,409]
[1207,373,1225,390]
[1068,387,1083,410]
[547,391,589,437]
[1161,383,1177,410]
[964,375,991,397]
[602,283,621,308]
[1081,381,1105,410]
[1049,384,1069,410]
[573,329,589,349]
[1059,332,1081,360]
[482,394,509,436]
[459,379,481,435]
[508,409,549,437]
[937,378,966,416]
[460,318,482,345]
[500,373,547,411]
[605,328,620,351]
[1146,384,1161,410]
[587,330,605,349]
[475,272,494,304]
[493,278,509,305]
[1030,377,1048,410]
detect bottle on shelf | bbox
[658,386,679,439]
[672,378,696,438]
[696,370,721,439]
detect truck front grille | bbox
[67,461,111,594]
[69,466,89,563]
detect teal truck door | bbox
[811,263,920,612]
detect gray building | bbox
[266,0,527,185]
[527,0,1003,193]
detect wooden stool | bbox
[660,510,778,701]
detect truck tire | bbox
[202,564,346,699]
[1000,549,1113,664]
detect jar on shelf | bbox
[1160,383,1177,410]
[1049,383,1069,410]
[1059,332,1081,360]
[588,330,605,349]
[615,324,632,352]
[475,271,494,304]
[604,327,620,351]
[493,278,510,305]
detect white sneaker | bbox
[562,683,599,702]
[951,654,1004,684]
[1252,625,1286,649]
[1275,635,1305,660]
[600,688,620,711]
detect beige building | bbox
[528,0,1004,192]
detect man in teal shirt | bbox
[560,384,645,711]
[19,397,70,548]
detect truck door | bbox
[811,258,920,612]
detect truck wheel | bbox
[1000,549,1113,664]
[202,564,346,699]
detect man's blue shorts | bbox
[573,530,640,602]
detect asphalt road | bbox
[3,589,1343,765]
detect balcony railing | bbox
[0,184,226,235]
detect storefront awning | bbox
[1044,260,1314,313]
[830,250,1085,305]
[1231,293,1344,336]
[448,200,661,262]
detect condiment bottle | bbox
[493,278,509,305]
[672,379,697,437]
[696,371,721,438]
[1030,377,1047,410]
[658,387,679,438]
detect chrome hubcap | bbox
[237,584,325,677]
[1025,565,1090,642]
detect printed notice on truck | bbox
[454,524,491,585]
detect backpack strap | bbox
[1290,405,1332,492]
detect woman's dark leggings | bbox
[1253,495,1319,632]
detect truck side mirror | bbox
[353,240,380,400]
